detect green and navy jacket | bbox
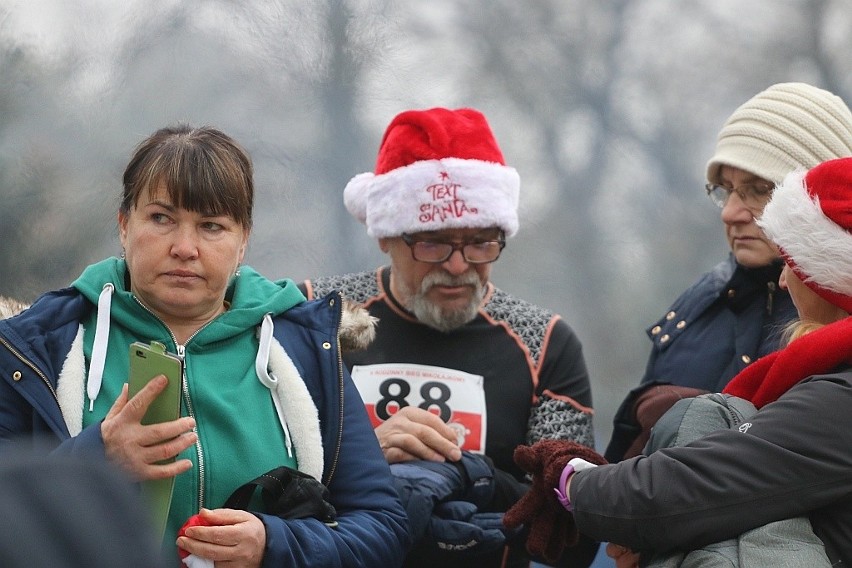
[0,258,410,567]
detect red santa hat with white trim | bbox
[343,107,520,238]
[758,156,852,313]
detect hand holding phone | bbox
[127,340,185,540]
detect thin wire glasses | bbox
[705,182,774,211]
[400,232,506,264]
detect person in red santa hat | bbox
[504,156,852,567]
[300,107,597,568]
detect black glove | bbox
[223,466,337,526]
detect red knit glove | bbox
[504,440,607,563]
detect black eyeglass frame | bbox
[400,232,507,264]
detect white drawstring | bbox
[255,314,293,458]
[85,288,296,463]
[87,283,114,411]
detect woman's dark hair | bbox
[121,124,254,229]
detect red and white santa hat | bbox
[343,107,520,238]
[758,156,852,313]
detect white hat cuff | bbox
[344,157,519,238]
[759,169,852,298]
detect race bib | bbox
[351,363,487,453]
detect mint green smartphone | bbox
[128,341,183,426]
[128,341,184,540]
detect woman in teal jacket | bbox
[0,124,409,567]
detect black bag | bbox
[223,466,338,527]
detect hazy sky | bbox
[4,0,851,464]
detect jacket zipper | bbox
[709,393,741,428]
[0,336,60,403]
[173,341,207,511]
[325,332,345,486]
[323,295,345,486]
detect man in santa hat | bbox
[301,107,597,568]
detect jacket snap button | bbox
[659,334,670,343]
[12,371,22,381]
[651,325,662,335]
[665,311,676,320]
[676,320,686,329]
[741,355,752,364]
[322,342,332,350]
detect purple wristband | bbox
[553,463,575,511]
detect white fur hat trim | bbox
[344,157,520,238]
[759,168,852,297]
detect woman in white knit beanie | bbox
[705,82,852,269]
[536,83,852,567]
[605,82,852,479]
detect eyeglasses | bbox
[705,182,774,210]
[400,233,506,264]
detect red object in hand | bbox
[503,440,607,563]
[177,513,214,560]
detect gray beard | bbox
[402,271,484,333]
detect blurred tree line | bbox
[1,0,850,443]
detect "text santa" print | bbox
[418,171,479,224]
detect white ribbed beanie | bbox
[706,82,852,185]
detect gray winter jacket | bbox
[573,373,852,566]
[641,394,831,568]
